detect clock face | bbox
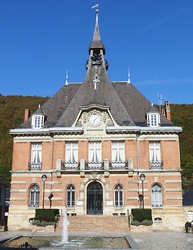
[89,114,101,126]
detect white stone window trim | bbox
[111,141,125,168]
[147,113,160,127]
[151,183,162,207]
[32,115,44,129]
[66,184,75,207]
[29,184,40,207]
[149,141,161,164]
[30,143,42,168]
[114,184,124,207]
[65,142,78,169]
[88,142,101,168]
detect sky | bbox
[0,0,193,104]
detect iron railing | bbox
[149,161,163,169]
[28,162,42,170]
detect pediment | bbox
[73,105,117,128]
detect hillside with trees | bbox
[0,94,49,185]
[0,94,193,192]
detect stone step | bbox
[56,215,130,234]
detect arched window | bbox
[114,184,123,207]
[66,185,75,207]
[152,183,162,207]
[29,184,40,207]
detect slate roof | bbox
[33,105,46,116]
[18,7,174,130]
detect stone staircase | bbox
[56,215,130,235]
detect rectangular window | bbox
[147,113,160,127]
[115,184,123,207]
[151,114,158,126]
[88,142,101,168]
[149,141,162,169]
[152,184,162,207]
[32,115,44,129]
[34,116,41,128]
[66,185,75,207]
[112,141,125,168]
[65,142,78,168]
[30,143,42,170]
[29,185,40,207]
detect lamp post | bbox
[140,173,146,214]
[41,174,47,211]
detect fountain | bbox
[61,207,69,242]
[1,207,138,249]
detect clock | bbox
[89,114,101,126]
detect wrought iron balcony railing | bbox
[60,160,128,171]
[110,161,126,169]
[28,162,42,170]
[149,161,163,169]
[61,162,79,170]
[86,162,103,170]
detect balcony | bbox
[61,162,79,170]
[59,160,128,172]
[110,161,126,169]
[86,162,103,170]
[149,161,163,170]
[28,162,42,170]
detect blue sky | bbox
[0,0,193,104]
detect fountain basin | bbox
[1,235,139,249]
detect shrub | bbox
[131,220,140,226]
[140,219,153,226]
[131,208,152,222]
[32,220,56,227]
[35,209,59,222]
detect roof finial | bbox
[91,3,99,23]
[65,70,68,85]
[127,68,131,84]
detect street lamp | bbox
[41,174,47,210]
[140,173,146,214]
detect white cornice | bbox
[106,126,182,133]
[141,126,182,133]
[10,125,182,136]
[10,127,83,135]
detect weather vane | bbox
[91,4,99,10]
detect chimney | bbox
[165,101,171,121]
[24,109,30,122]
[161,108,166,116]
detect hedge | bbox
[35,209,59,222]
[131,208,152,222]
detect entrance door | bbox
[87,182,103,215]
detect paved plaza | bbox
[0,230,193,249]
[130,231,193,249]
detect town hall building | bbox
[8,7,184,231]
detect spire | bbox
[65,70,68,85]
[89,4,105,54]
[127,68,131,84]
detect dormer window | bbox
[31,105,46,129]
[147,113,160,127]
[32,115,44,129]
[146,103,161,127]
